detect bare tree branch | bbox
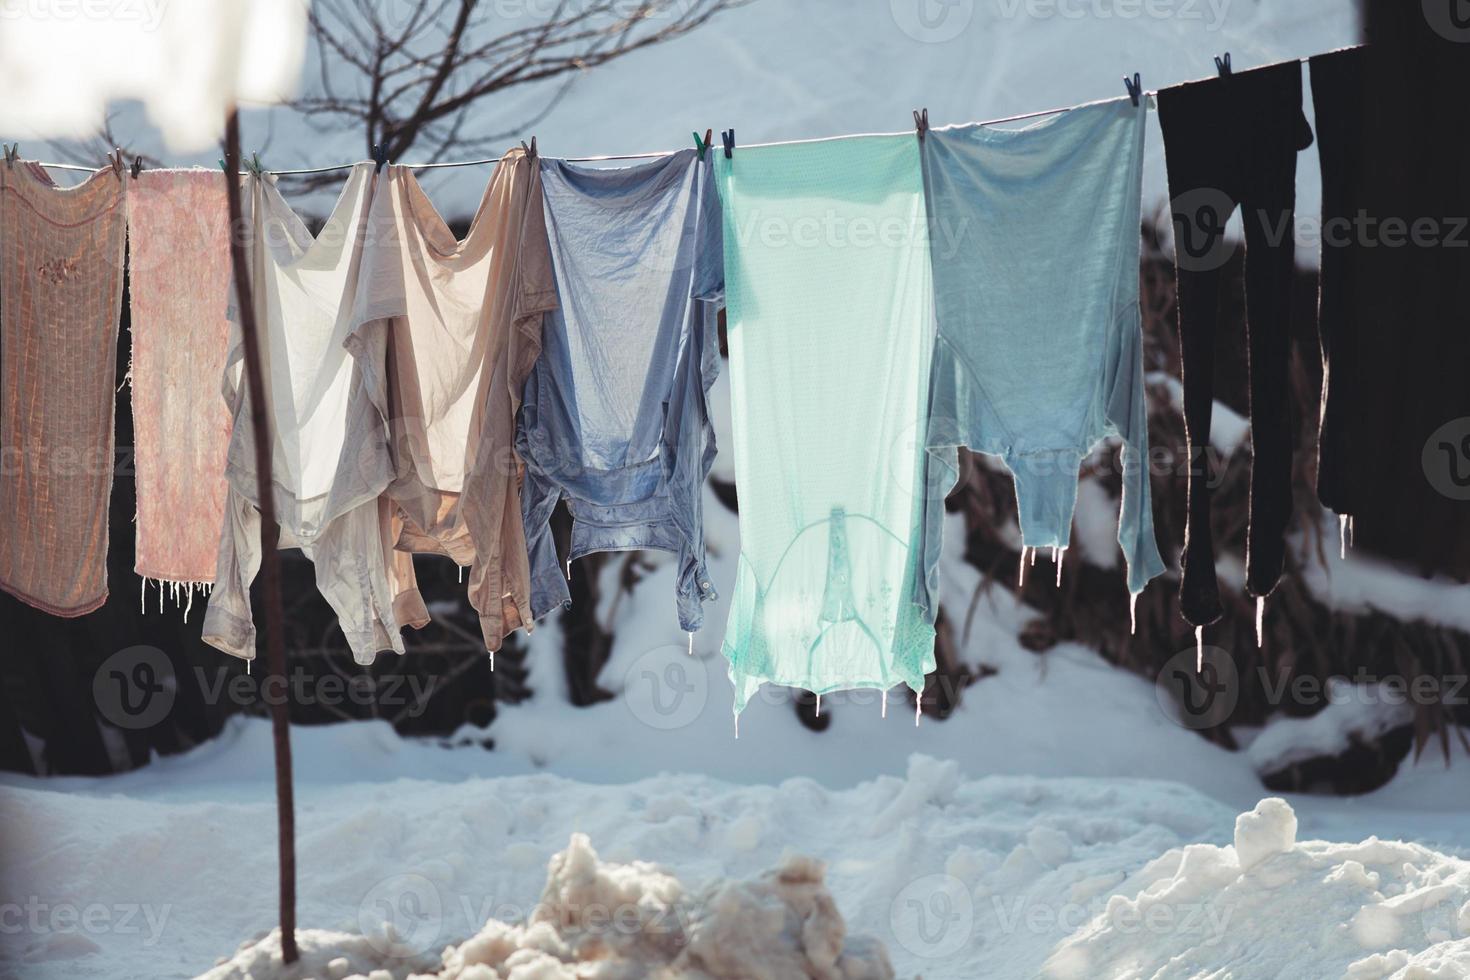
[287,0,744,188]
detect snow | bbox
[201,834,895,979]
[1246,678,1416,774]
[1044,798,1470,980]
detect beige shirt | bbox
[350,147,557,650]
[0,163,126,616]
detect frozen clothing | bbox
[127,169,235,589]
[202,163,406,665]
[350,148,558,651]
[1159,62,1313,627]
[914,96,1164,623]
[519,149,723,632]
[0,163,126,616]
[1309,48,1364,531]
[714,134,936,716]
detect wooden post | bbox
[221,108,298,964]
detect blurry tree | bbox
[290,0,742,186]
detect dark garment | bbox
[1343,12,1470,581]
[1159,62,1314,627]
[1310,47,1366,520]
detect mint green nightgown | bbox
[714,134,937,718]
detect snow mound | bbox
[199,834,893,980]
[1043,798,1470,979]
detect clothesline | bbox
[18,45,1362,178]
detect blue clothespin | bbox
[1214,52,1232,77]
[371,143,388,172]
[721,129,735,159]
[1124,72,1142,107]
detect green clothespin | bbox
[692,129,713,161]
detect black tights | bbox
[1159,62,1313,628]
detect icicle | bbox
[1195,626,1204,672]
[1339,513,1348,560]
[1055,547,1066,587]
[881,689,888,718]
[246,659,251,676]
[565,558,571,579]
[815,693,821,717]
[159,579,164,614]
[1348,514,1355,548]
[1018,547,1028,588]
[1030,547,1037,566]
[915,696,922,727]
[489,650,495,672]
[1128,591,1138,635]
[1255,595,1265,648]
[458,564,464,583]
[183,583,194,623]
[687,632,693,656]
[140,577,146,615]
[734,714,740,740]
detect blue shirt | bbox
[519,148,724,631]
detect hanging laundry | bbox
[350,146,558,651]
[1158,62,1313,629]
[912,96,1165,628]
[127,170,236,597]
[518,149,723,633]
[0,163,126,616]
[1309,48,1364,542]
[202,164,408,666]
[714,134,936,718]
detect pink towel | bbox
[0,163,126,616]
[126,170,233,594]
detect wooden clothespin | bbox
[913,108,929,140]
[692,129,714,161]
[109,147,126,180]
[1124,72,1142,107]
[519,137,537,158]
[3,143,17,167]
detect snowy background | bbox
[5,1,1470,978]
